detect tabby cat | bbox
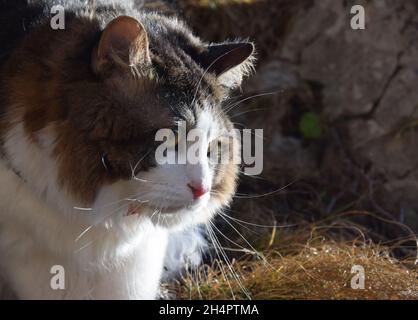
[0,0,254,299]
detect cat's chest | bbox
[0,155,165,257]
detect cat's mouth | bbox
[125,198,207,217]
[126,203,142,216]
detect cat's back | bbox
[0,1,48,66]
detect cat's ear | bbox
[93,16,151,75]
[198,42,255,88]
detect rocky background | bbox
[170,0,418,252]
[136,0,418,298]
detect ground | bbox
[160,0,418,299]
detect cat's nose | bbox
[188,183,209,199]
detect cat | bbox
[0,0,254,299]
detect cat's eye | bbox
[169,134,179,151]
[101,153,112,174]
[207,140,223,159]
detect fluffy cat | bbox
[0,0,254,299]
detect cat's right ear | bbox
[92,16,151,76]
[196,42,255,89]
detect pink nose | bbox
[188,183,208,199]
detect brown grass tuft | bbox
[168,232,418,300]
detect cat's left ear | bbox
[197,42,255,89]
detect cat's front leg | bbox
[90,228,169,300]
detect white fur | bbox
[0,108,223,299]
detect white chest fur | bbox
[0,121,207,299]
[0,158,170,299]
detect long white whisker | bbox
[217,213,275,272]
[229,107,271,119]
[207,223,251,299]
[224,91,281,115]
[218,211,265,236]
[233,180,297,199]
[209,220,257,255]
[206,223,236,300]
[131,150,152,178]
[221,211,297,229]
[75,225,93,242]
[74,193,149,242]
[73,189,151,213]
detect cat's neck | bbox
[0,155,163,263]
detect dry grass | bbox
[168,228,418,300]
[167,0,418,301]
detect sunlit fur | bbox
[0,0,253,299]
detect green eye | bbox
[207,140,222,158]
[101,153,112,174]
[168,134,179,150]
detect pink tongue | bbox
[127,204,141,216]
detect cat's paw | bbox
[156,285,176,300]
[162,226,207,281]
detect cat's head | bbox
[3,14,255,229]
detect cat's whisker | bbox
[130,150,152,179]
[207,223,251,299]
[74,240,94,254]
[72,201,123,215]
[232,180,297,199]
[73,207,93,211]
[218,211,264,237]
[157,208,161,226]
[209,220,257,256]
[217,213,276,272]
[73,199,127,213]
[75,225,93,242]
[150,209,159,220]
[237,171,266,180]
[210,90,281,127]
[162,212,168,227]
[132,174,178,188]
[74,194,150,242]
[97,195,148,222]
[149,204,159,224]
[221,210,297,229]
[230,121,246,127]
[229,107,272,119]
[132,176,149,183]
[223,91,282,116]
[74,206,123,242]
[205,224,237,300]
[124,198,149,202]
[72,190,150,213]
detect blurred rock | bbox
[178,0,418,234]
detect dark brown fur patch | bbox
[0,1,251,207]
